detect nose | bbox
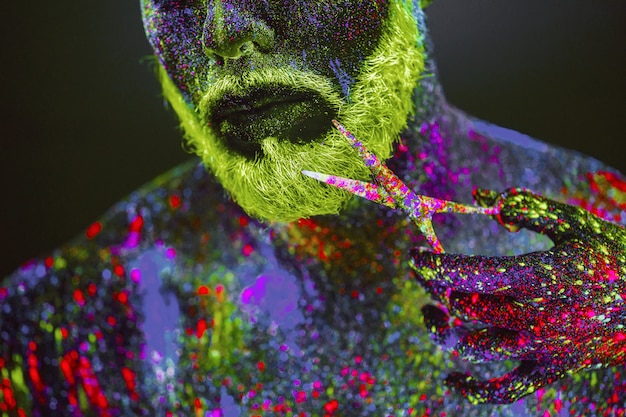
[202,1,274,60]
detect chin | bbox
[208,132,370,222]
[157,0,425,221]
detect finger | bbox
[494,188,603,244]
[422,304,469,349]
[410,253,454,303]
[422,304,451,345]
[455,328,539,363]
[473,188,521,232]
[447,291,536,331]
[446,361,567,404]
[411,250,550,298]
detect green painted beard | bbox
[160,1,424,222]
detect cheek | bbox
[143,4,210,101]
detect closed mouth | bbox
[209,86,337,158]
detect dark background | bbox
[1,0,625,277]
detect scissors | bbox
[302,120,500,253]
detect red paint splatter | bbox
[74,289,85,307]
[196,319,208,338]
[88,283,97,297]
[116,291,129,304]
[324,399,339,414]
[113,265,125,277]
[295,391,307,403]
[86,222,102,239]
[169,194,181,209]
[61,351,112,416]
[121,367,139,401]
[242,244,254,257]
[129,215,144,233]
[2,378,17,410]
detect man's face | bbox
[141,0,424,222]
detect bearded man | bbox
[1,0,625,416]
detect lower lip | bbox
[213,98,336,158]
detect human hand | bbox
[411,188,626,404]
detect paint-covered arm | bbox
[410,187,626,404]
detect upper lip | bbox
[211,87,317,121]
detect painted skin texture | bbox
[414,187,626,404]
[1,0,626,416]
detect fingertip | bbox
[422,304,447,325]
[472,187,499,207]
[422,304,456,345]
[445,372,490,405]
[495,188,546,232]
[421,304,449,327]
[445,371,472,382]
[444,371,474,390]
[409,246,435,263]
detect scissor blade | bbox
[331,120,504,254]
[331,120,500,215]
[302,170,396,208]
[332,119,418,210]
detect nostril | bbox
[204,43,243,60]
[239,41,254,56]
[203,37,256,60]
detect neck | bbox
[391,61,485,203]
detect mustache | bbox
[197,66,346,120]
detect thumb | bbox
[493,188,600,244]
